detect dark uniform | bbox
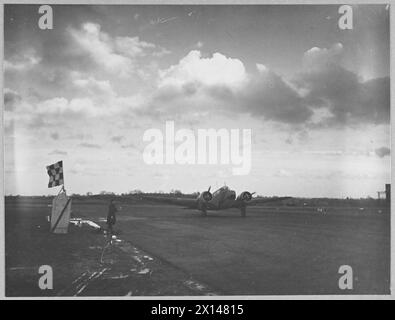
[107,201,117,234]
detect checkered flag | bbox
[46,161,64,188]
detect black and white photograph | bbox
[2,2,392,298]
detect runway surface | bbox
[5,198,390,296]
[86,203,390,295]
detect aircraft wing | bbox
[228,196,292,208]
[248,196,292,205]
[141,196,198,209]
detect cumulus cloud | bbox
[5,42,390,131]
[115,36,170,58]
[4,73,149,132]
[220,69,312,123]
[68,23,133,76]
[303,43,344,70]
[36,97,98,116]
[295,43,390,126]
[4,49,41,72]
[154,50,310,123]
[375,147,390,158]
[196,41,203,48]
[68,22,170,77]
[159,50,248,88]
[152,45,389,127]
[115,36,155,56]
[4,94,103,132]
[72,75,116,101]
[256,63,268,73]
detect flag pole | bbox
[62,161,65,193]
[57,185,64,195]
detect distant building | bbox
[378,184,391,207]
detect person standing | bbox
[107,199,117,235]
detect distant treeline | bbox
[5,192,389,208]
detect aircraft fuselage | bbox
[203,186,242,210]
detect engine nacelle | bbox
[199,191,212,202]
[237,191,253,202]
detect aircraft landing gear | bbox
[201,204,207,217]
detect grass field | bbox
[5,197,391,296]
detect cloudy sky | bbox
[4,4,390,197]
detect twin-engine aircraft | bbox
[144,186,291,217]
